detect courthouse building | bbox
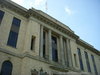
[0,0,100,75]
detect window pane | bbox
[7,17,21,48]
[0,61,13,75]
[0,10,4,24]
[52,36,58,62]
[7,31,18,48]
[12,17,21,27]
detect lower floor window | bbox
[0,61,13,75]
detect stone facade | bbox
[0,0,100,75]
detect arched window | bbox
[0,61,13,75]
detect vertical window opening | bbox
[52,36,58,62]
[74,54,77,67]
[43,31,46,58]
[84,51,91,72]
[30,36,35,50]
[0,10,5,25]
[91,55,98,75]
[77,48,84,71]
[7,17,21,48]
[0,61,13,75]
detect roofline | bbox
[5,0,28,11]
[0,0,28,17]
[27,8,79,39]
[35,9,74,33]
[77,39,100,56]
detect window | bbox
[0,10,4,25]
[43,31,46,58]
[0,61,13,75]
[91,55,98,75]
[74,54,77,67]
[7,17,21,48]
[77,48,84,71]
[84,51,91,72]
[52,36,58,62]
[7,31,18,47]
[42,30,48,59]
[30,36,35,50]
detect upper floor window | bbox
[43,31,46,58]
[0,10,5,25]
[52,36,58,62]
[77,48,84,71]
[91,55,98,75]
[30,36,35,50]
[84,51,91,72]
[7,17,21,48]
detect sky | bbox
[11,0,100,51]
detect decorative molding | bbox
[49,66,69,72]
[76,39,100,56]
[0,0,28,18]
[0,48,23,58]
[27,9,79,40]
[0,47,71,71]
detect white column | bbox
[45,31,49,59]
[66,39,73,68]
[63,39,68,66]
[48,30,52,61]
[39,25,43,57]
[60,35,65,65]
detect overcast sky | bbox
[11,0,100,51]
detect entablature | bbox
[27,9,79,40]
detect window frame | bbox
[52,35,58,62]
[0,61,13,75]
[7,17,21,48]
[0,10,5,25]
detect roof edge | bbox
[77,39,100,56]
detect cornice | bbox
[0,47,23,58]
[0,47,71,71]
[76,39,100,56]
[0,0,79,40]
[0,0,28,18]
[27,9,79,40]
[49,66,68,72]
